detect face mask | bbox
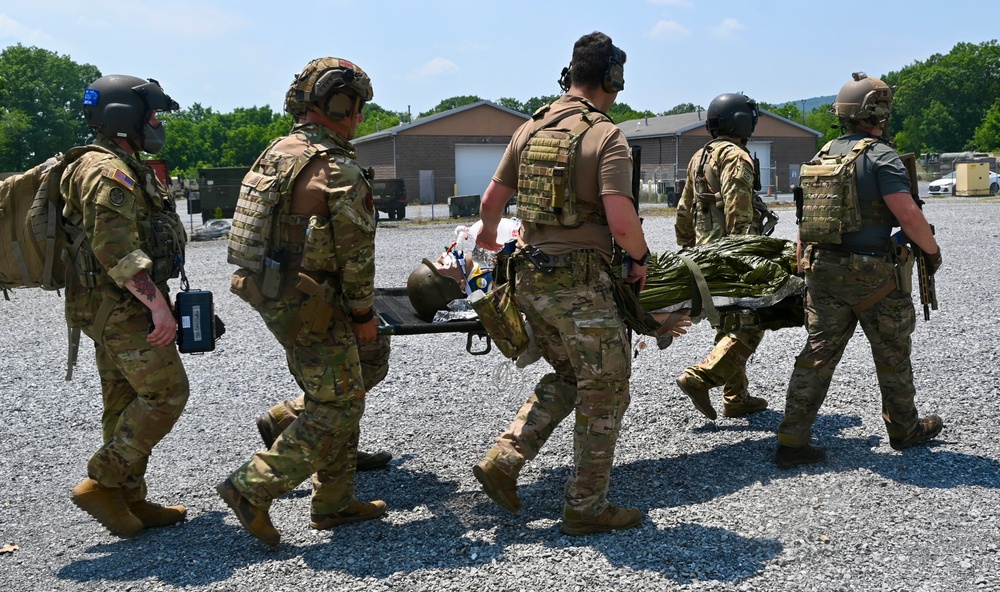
[141,121,166,154]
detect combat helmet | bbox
[706,93,759,139]
[831,72,893,125]
[406,257,467,322]
[286,57,373,120]
[82,75,179,153]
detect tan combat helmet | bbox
[831,72,894,126]
[286,57,373,120]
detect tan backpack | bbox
[0,146,104,296]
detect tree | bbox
[804,104,839,150]
[357,102,401,137]
[660,102,703,116]
[972,98,1000,152]
[418,95,483,118]
[760,102,801,123]
[0,44,100,171]
[608,102,655,124]
[496,97,525,113]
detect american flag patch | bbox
[111,168,135,189]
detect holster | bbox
[894,243,914,295]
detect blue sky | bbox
[2,1,998,117]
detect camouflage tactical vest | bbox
[515,106,609,228]
[227,136,349,273]
[798,138,898,244]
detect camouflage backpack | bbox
[797,138,879,244]
[516,106,610,228]
[0,146,107,296]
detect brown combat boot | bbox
[675,373,717,420]
[775,444,827,470]
[472,457,521,513]
[889,415,944,450]
[310,499,387,530]
[255,412,278,449]
[356,450,393,471]
[127,500,187,529]
[560,503,643,536]
[722,396,768,418]
[70,478,143,537]
[215,479,280,547]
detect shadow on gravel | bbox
[56,511,280,587]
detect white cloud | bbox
[712,18,745,39]
[411,57,459,80]
[0,14,53,44]
[648,19,691,39]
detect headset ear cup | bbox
[603,62,624,93]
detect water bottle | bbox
[454,220,484,253]
[496,217,521,243]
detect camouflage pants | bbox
[683,327,764,403]
[260,317,389,437]
[777,249,919,447]
[487,253,631,518]
[227,294,366,515]
[79,292,190,503]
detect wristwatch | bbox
[634,249,651,266]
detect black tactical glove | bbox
[925,248,942,275]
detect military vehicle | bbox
[371,178,407,221]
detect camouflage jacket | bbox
[675,136,756,247]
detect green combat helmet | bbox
[831,72,894,127]
[406,258,467,322]
[286,57,373,121]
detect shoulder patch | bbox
[109,187,127,206]
[107,167,136,190]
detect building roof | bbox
[618,109,821,139]
[354,100,529,144]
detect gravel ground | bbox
[1,197,998,592]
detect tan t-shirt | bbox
[493,94,632,261]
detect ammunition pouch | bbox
[469,254,528,359]
[230,268,266,306]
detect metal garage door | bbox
[746,141,772,192]
[455,144,506,197]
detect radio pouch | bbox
[175,290,225,353]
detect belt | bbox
[516,247,595,273]
[813,244,891,260]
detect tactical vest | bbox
[798,138,898,244]
[515,106,609,228]
[227,135,351,273]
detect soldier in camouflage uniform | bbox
[472,33,651,536]
[217,57,385,547]
[64,75,190,537]
[674,93,769,421]
[250,86,392,473]
[775,73,943,469]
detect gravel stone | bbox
[1,198,998,591]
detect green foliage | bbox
[660,103,703,116]
[804,104,839,150]
[972,98,1000,152]
[0,44,100,172]
[496,97,525,112]
[159,104,292,178]
[761,102,802,123]
[213,207,223,220]
[608,102,655,124]
[885,40,1000,154]
[357,102,402,137]
[418,95,483,118]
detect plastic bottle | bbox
[455,218,520,252]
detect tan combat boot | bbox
[215,479,280,547]
[356,450,393,471]
[71,478,143,537]
[560,503,643,536]
[310,499,387,530]
[889,415,944,450]
[127,500,187,529]
[473,456,521,513]
[775,444,827,470]
[675,373,717,420]
[722,396,768,418]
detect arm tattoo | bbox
[132,271,157,302]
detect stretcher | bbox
[374,287,492,355]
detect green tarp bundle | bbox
[638,235,803,314]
